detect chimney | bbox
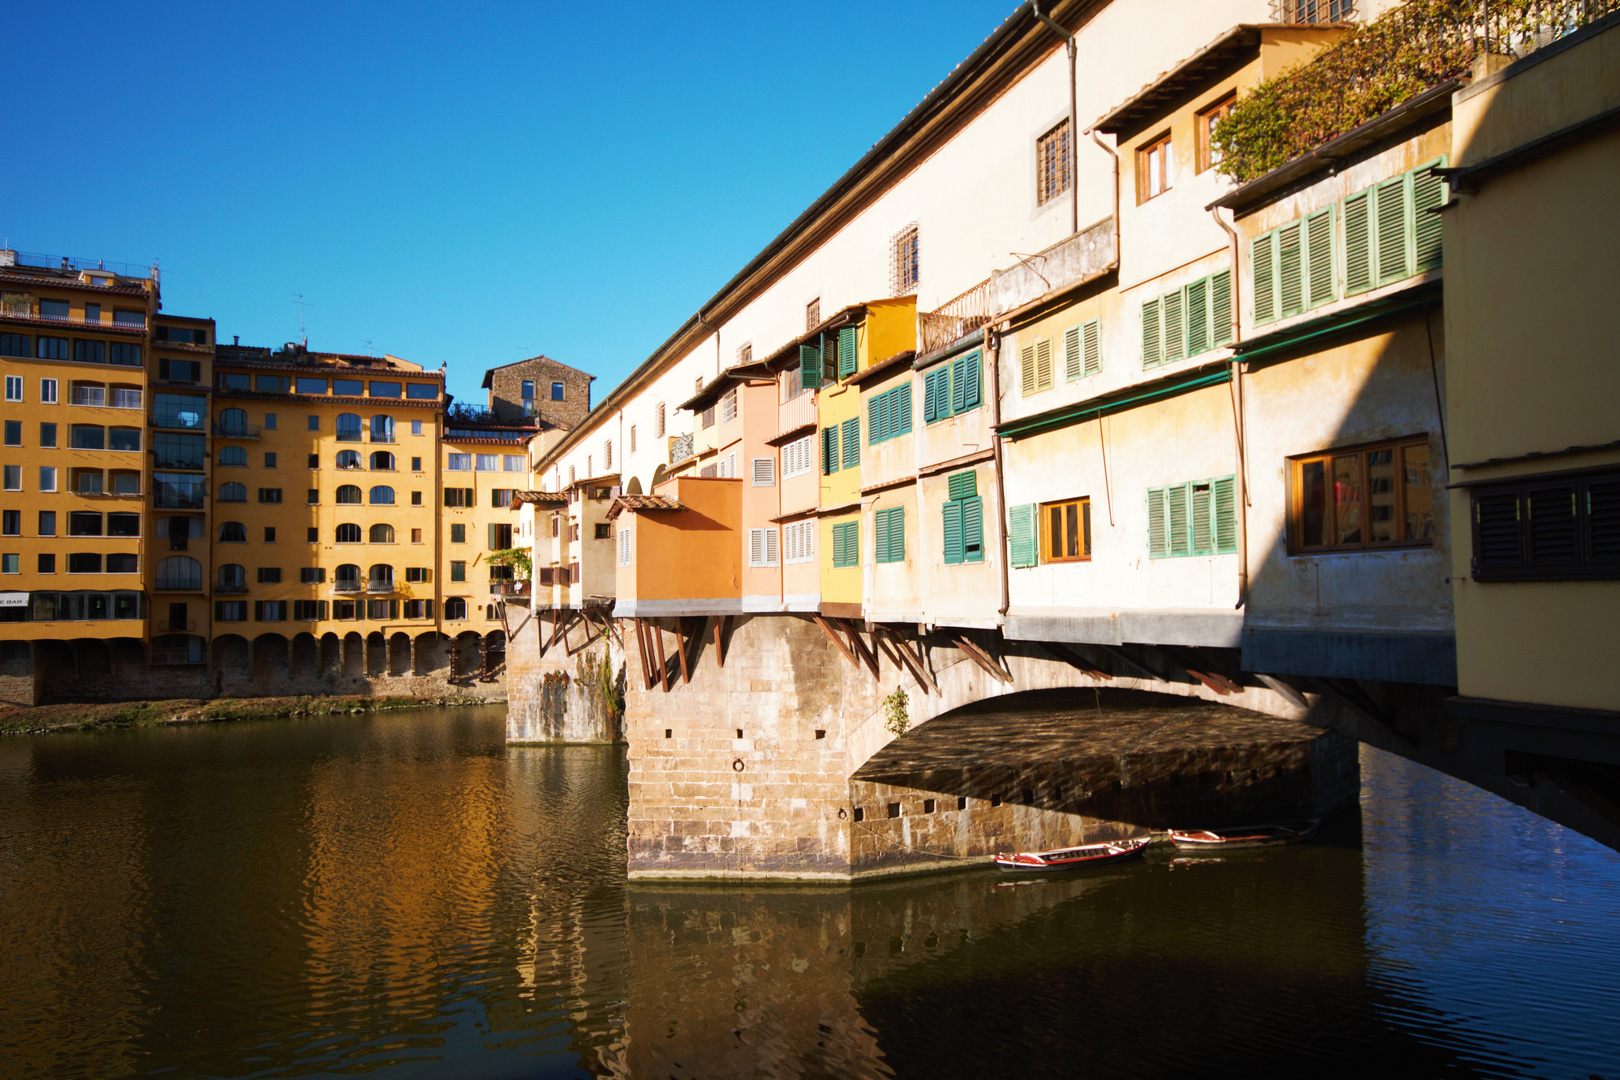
[233,335,239,346]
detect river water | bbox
[0,705,1616,1079]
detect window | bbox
[410,491,422,506]
[1019,338,1054,396]
[783,434,815,478]
[369,381,401,398]
[70,424,105,450]
[1197,93,1235,173]
[336,485,362,504]
[155,555,201,589]
[618,528,632,566]
[1141,271,1233,368]
[38,511,55,536]
[37,553,54,573]
[720,390,738,425]
[334,600,357,620]
[368,564,393,591]
[84,304,102,324]
[306,527,318,542]
[40,378,56,404]
[503,455,524,472]
[37,336,68,360]
[489,523,513,549]
[333,379,363,397]
[874,506,905,564]
[411,528,422,543]
[75,340,106,364]
[218,564,246,592]
[522,379,535,403]
[218,521,247,543]
[255,601,287,622]
[308,415,320,431]
[1252,211,1335,325]
[3,375,19,402]
[38,466,55,492]
[258,488,283,504]
[405,567,429,583]
[219,481,247,502]
[784,520,815,563]
[0,554,14,575]
[806,298,821,331]
[475,454,498,472]
[257,567,282,584]
[1064,320,1103,381]
[448,453,471,471]
[922,350,983,422]
[831,521,860,568]
[748,527,780,567]
[69,553,103,574]
[629,425,637,453]
[410,420,423,437]
[445,597,467,621]
[307,489,319,505]
[820,426,840,475]
[111,386,141,410]
[751,457,775,487]
[551,381,564,401]
[1291,438,1431,553]
[371,415,394,442]
[867,384,913,444]
[1011,498,1091,567]
[603,439,614,469]
[109,471,139,495]
[264,412,278,430]
[591,522,610,540]
[215,601,247,622]
[1148,476,1239,558]
[450,561,466,583]
[1138,132,1172,202]
[336,523,362,543]
[1279,0,1356,21]
[264,452,277,468]
[444,488,474,508]
[1037,119,1071,205]
[490,489,514,508]
[108,428,140,452]
[218,445,247,467]
[336,413,362,441]
[74,468,101,494]
[264,527,276,542]
[297,377,328,395]
[0,334,29,358]
[217,372,249,391]
[412,456,423,471]
[335,565,362,591]
[336,449,361,470]
[158,358,201,382]
[942,471,984,564]
[293,600,327,621]
[891,223,920,295]
[0,510,16,536]
[655,403,666,438]
[1468,466,1620,582]
[371,451,394,470]
[108,343,141,367]
[2,465,17,491]
[107,513,139,536]
[406,383,437,401]
[3,420,18,446]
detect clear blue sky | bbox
[8,1,1015,407]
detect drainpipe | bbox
[1033,1,1079,235]
[1089,129,1120,265]
[989,330,1012,618]
[1209,205,1249,610]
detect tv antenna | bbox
[290,294,309,345]
[361,339,374,356]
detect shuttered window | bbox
[1468,467,1620,582]
[785,520,815,563]
[873,506,905,563]
[1252,208,1333,325]
[821,427,839,475]
[1008,503,1038,568]
[783,434,815,478]
[923,350,982,423]
[617,528,631,566]
[943,470,984,564]
[841,417,860,469]
[1142,271,1232,368]
[748,527,779,567]
[1063,320,1102,381]
[1019,338,1054,396]
[831,520,859,568]
[867,383,914,444]
[799,342,822,387]
[1043,498,1091,562]
[751,457,775,486]
[1146,477,1238,559]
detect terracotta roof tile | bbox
[605,494,683,520]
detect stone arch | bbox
[74,639,112,679]
[388,632,412,676]
[625,475,644,494]
[108,638,146,673]
[34,640,76,699]
[650,464,668,491]
[212,634,250,676]
[320,632,342,676]
[291,633,320,680]
[365,632,387,677]
[482,631,506,679]
[252,633,289,682]
[342,632,365,677]
[452,631,483,678]
[413,632,447,676]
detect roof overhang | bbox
[605,494,684,520]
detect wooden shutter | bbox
[1063,326,1082,381]
[1278,221,1303,318]
[962,351,982,409]
[1020,345,1036,395]
[1167,483,1190,557]
[1191,482,1213,554]
[887,507,904,562]
[764,527,779,566]
[1141,297,1161,367]
[1586,477,1620,566]
[962,496,984,562]
[1527,485,1580,566]
[1147,488,1167,558]
[799,342,821,386]
[1210,271,1232,348]
[1009,503,1037,567]
[1252,232,1276,323]
[1305,208,1334,309]
[951,355,967,413]
[923,368,939,422]
[873,507,889,563]
[1343,190,1373,294]
[1082,320,1102,376]
[1186,277,1209,356]
[895,383,912,435]
[942,500,963,564]
[868,393,885,443]
[1412,161,1446,271]
[488,523,500,548]
[1035,338,1053,390]
[1473,490,1522,572]
[948,470,977,501]
[822,427,838,474]
[838,325,858,378]
[1162,289,1185,363]
[841,417,860,468]
[1212,475,1237,553]
[1376,175,1410,285]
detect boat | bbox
[992,836,1151,873]
[1166,820,1319,852]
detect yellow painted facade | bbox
[439,430,534,629]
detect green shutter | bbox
[923,368,939,421]
[1009,503,1037,568]
[1213,475,1238,553]
[832,521,845,566]
[1083,319,1102,376]
[873,506,889,564]
[868,394,883,444]
[962,496,984,562]
[799,342,822,386]
[1252,232,1276,324]
[1210,270,1233,348]
[1377,174,1410,285]
[1186,277,1209,356]
[895,383,912,435]
[1344,190,1373,294]
[1063,325,1082,381]
[1167,483,1190,557]
[942,500,963,564]
[822,427,838,474]
[1191,482,1213,555]
[948,470,977,501]
[1141,297,1162,367]
[881,507,904,563]
[1278,221,1303,318]
[1147,487,1167,558]
[1412,160,1446,271]
[950,355,967,413]
[838,325,857,378]
[1162,289,1185,363]
[841,417,860,468]
[962,351,982,409]
[488,523,500,548]
[1305,207,1334,309]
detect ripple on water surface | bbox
[0,710,1616,1078]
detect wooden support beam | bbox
[1094,643,1171,683]
[673,618,692,685]
[1254,672,1309,710]
[1158,645,1241,696]
[953,635,1013,684]
[713,616,727,669]
[881,629,938,694]
[652,619,670,692]
[1317,676,1390,728]
[813,615,860,667]
[551,607,562,648]
[633,619,656,691]
[1039,641,1113,681]
[843,620,880,679]
[873,631,929,695]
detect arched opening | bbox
[218,521,247,543]
[650,464,668,491]
[370,415,394,443]
[319,632,342,676]
[370,451,395,470]
[336,413,362,442]
[336,485,362,505]
[336,449,362,470]
[218,481,246,503]
[336,524,362,544]
[335,564,362,592]
[342,632,365,677]
[413,633,446,676]
[625,476,644,494]
[368,485,395,505]
[156,555,202,591]
[252,633,289,681]
[482,631,506,680]
[452,632,483,678]
[368,564,394,591]
[365,632,387,676]
[218,445,247,467]
[388,632,412,676]
[217,563,246,591]
[291,633,320,679]
[218,408,250,436]
[369,523,395,544]
[212,634,251,681]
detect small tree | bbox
[486,547,532,581]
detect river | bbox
[0,705,1615,1078]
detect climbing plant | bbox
[486,547,532,580]
[883,688,910,738]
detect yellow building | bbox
[439,419,535,631]
[148,313,216,667]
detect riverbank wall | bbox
[505,607,625,744]
[0,693,501,736]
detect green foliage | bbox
[1216,0,1614,183]
[576,649,623,719]
[486,547,532,580]
[883,688,910,738]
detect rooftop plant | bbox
[1216,0,1618,183]
[486,547,532,581]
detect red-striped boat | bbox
[992,836,1151,873]
[1167,820,1319,852]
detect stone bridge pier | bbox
[620,613,1359,882]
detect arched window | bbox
[155,555,201,590]
[335,563,361,591]
[444,597,467,620]
[370,451,395,470]
[335,523,362,543]
[218,408,250,436]
[218,481,246,502]
[370,415,394,442]
[369,523,395,543]
[218,446,247,467]
[336,413,362,442]
[218,521,247,542]
[369,485,395,505]
[336,449,361,470]
[336,485,362,504]
[368,564,394,591]
[217,563,245,589]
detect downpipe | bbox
[1210,206,1248,610]
[1033,1,1079,235]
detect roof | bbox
[605,494,683,520]
[847,350,917,387]
[0,270,151,298]
[480,353,596,389]
[568,473,621,492]
[512,490,568,508]
[214,345,442,377]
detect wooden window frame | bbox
[1040,497,1092,563]
[1196,92,1235,174]
[1036,119,1072,206]
[1137,131,1172,203]
[1288,435,1435,555]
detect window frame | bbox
[1137,131,1172,203]
[1467,464,1620,582]
[1036,118,1072,206]
[1196,91,1236,174]
[1040,497,1093,563]
[1287,435,1434,555]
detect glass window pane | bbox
[1332,455,1362,545]
[1402,443,1432,542]
[1300,460,1327,547]
[1048,506,1061,559]
[1065,503,1079,559]
[1366,448,1397,543]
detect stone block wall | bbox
[505,607,623,743]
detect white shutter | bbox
[618,529,631,566]
[749,528,765,566]
[727,453,737,478]
[752,457,775,486]
[764,527,779,566]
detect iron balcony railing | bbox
[489,580,529,597]
[212,422,260,439]
[918,276,994,355]
[214,582,248,594]
[332,581,363,594]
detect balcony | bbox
[332,581,364,594]
[214,582,248,595]
[336,431,364,443]
[365,579,395,594]
[151,412,206,432]
[777,389,817,440]
[490,580,530,597]
[212,422,260,440]
[918,276,993,355]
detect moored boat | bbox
[992,835,1151,873]
[1166,820,1319,852]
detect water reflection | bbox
[0,709,1615,1078]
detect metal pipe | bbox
[989,330,1013,617]
[1033,1,1079,235]
[1209,205,1249,610]
[1090,128,1120,264]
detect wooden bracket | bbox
[713,615,730,669]
[1253,672,1309,710]
[1158,645,1240,695]
[1039,640,1112,681]
[633,619,656,691]
[843,621,880,679]
[672,618,692,685]
[953,635,1013,684]
[652,619,670,692]
[874,628,933,695]
[813,615,860,667]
